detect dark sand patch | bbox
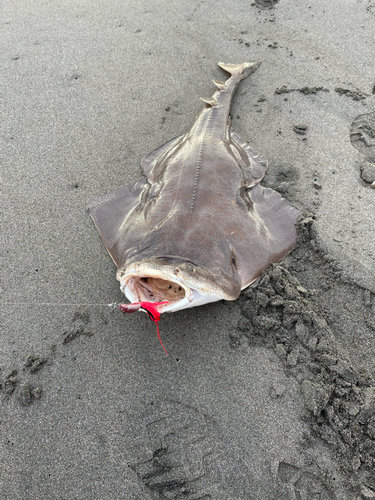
[235,216,375,497]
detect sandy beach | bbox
[1,0,375,498]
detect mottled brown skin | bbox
[88,62,300,303]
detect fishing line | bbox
[1,303,121,307]
[1,302,169,355]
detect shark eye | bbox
[186,263,195,272]
[231,253,237,270]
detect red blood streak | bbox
[118,301,169,355]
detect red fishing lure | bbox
[118,301,169,355]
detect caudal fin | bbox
[218,61,261,80]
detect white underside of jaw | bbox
[124,285,223,312]
[122,286,222,313]
[119,270,223,313]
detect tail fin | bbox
[218,61,261,80]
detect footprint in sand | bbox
[350,112,375,188]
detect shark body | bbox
[88,62,300,314]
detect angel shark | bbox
[88,62,300,316]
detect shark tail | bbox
[218,61,261,80]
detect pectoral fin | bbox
[87,178,149,266]
[232,184,301,288]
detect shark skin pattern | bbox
[88,62,301,315]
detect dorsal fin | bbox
[200,97,218,107]
[213,80,225,90]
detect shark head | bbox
[117,256,242,313]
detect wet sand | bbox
[1,0,375,498]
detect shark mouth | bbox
[119,268,223,313]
